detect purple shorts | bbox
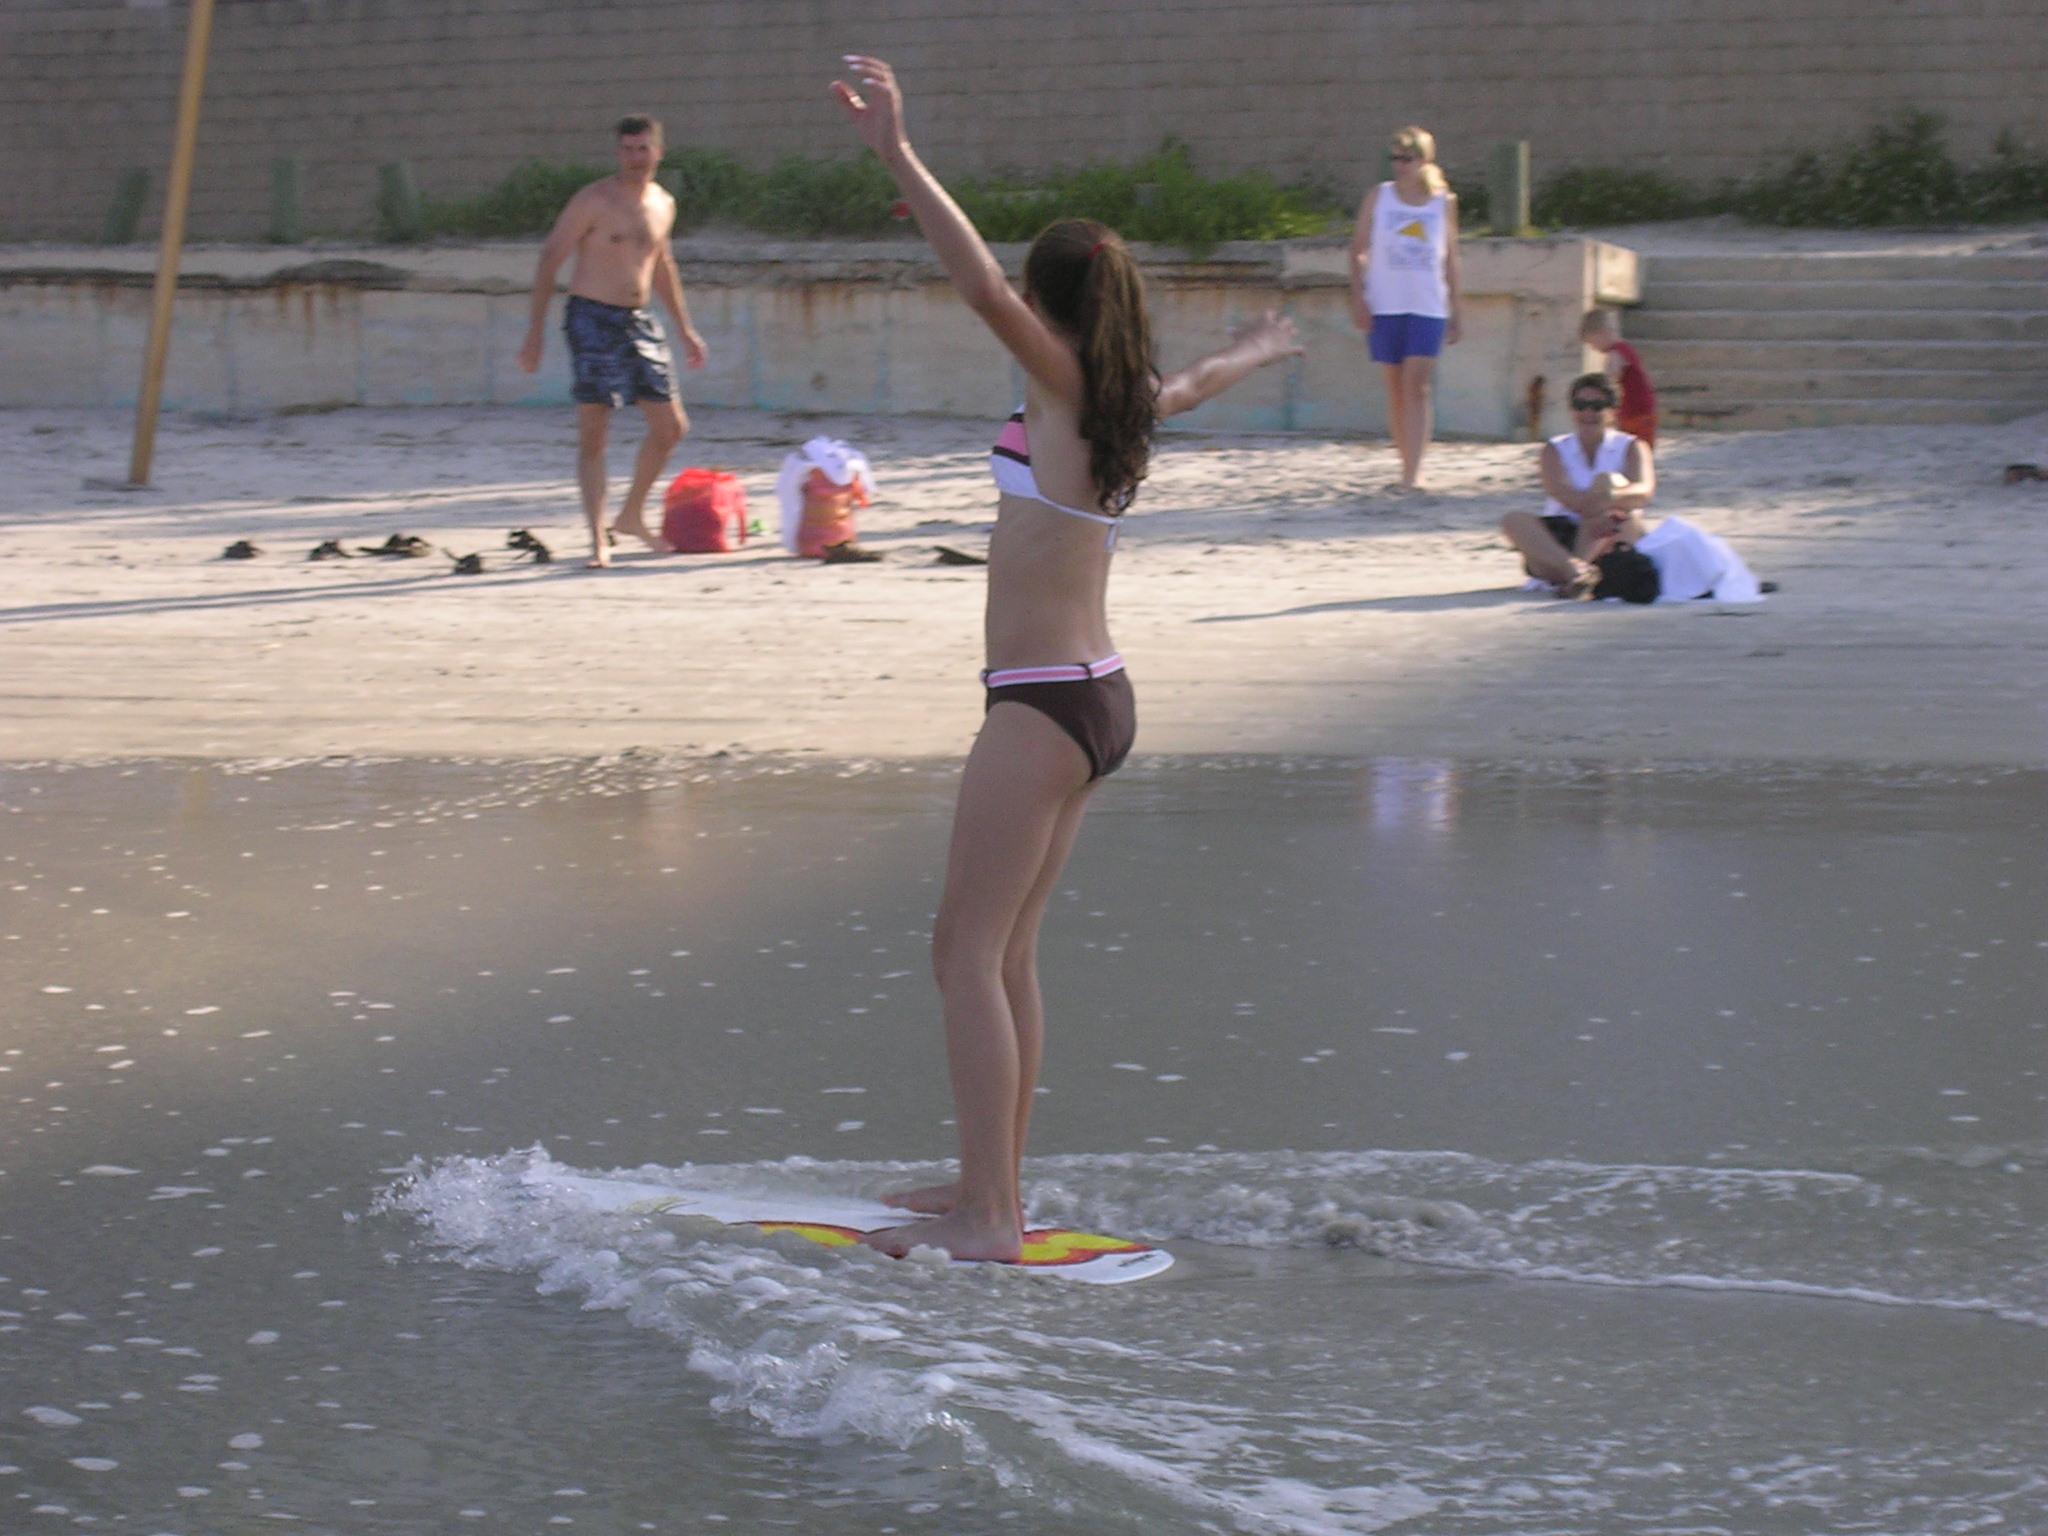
[1368,312,1447,365]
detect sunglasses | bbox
[1570,398,1612,411]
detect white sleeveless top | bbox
[1542,429,1636,522]
[1363,184,1449,318]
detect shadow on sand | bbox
[1195,587,1533,622]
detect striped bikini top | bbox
[989,411,1120,548]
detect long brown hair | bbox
[1022,219,1157,512]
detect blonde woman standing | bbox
[1348,127,1464,491]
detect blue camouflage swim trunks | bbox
[563,294,675,407]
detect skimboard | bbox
[524,1165,1173,1285]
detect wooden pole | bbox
[128,0,218,487]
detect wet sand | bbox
[5,403,2047,768]
[1,757,2043,1533]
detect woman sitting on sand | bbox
[832,55,1300,1262]
[1501,372,1656,597]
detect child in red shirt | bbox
[1581,308,1658,446]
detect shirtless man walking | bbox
[517,115,708,567]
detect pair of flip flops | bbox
[364,532,483,573]
[360,533,433,558]
[507,529,553,564]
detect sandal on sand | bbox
[932,544,988,566]
[822,540,883,564]
[447,551,485,575]
[506,529,554,564]
[308,539,351,561]
[360,533,432,558]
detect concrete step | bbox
[1646,253,2048,284]
[1625,308,2048,343]
[1640,279,2048,312]
[1629,249,2048,427]
[1650,365,2048,404]
[1661,396,2040,428]
[1633,337,2048,372]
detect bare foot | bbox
[611,515,671,553]
[880,1181,959,1215]
[861,1209,1021,1264]
[584,550,612,569]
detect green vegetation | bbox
[425,160,598,238]
[424,140,1339,252]
[1533,113,2048,229]
[419,114,2048,247]
[952,142,1336,248]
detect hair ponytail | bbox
[1389,125,1448,195]
[1022,220,1157,511]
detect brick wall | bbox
[6,0,2046,244]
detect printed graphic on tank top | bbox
[1364,185,1450,319]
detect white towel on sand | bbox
[1637,516,1764,603]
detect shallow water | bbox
[2,756,2043,1534]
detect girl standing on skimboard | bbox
[832,56,1300,1262]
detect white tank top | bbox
[1543,429,1636,522]
[1363,184,1449,318]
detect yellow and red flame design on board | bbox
[752,1222,1150,1268]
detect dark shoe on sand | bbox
[221,540,261,560]
[361,533,432,558]
[822,540,884,564]
[308,539,350,561]
[2002,463,2043,484]
[507,529,554,563]
[448,552,485,575]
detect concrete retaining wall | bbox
[7,0,2047,245]
[0,235,1636,439]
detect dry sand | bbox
[4,402,2045,767]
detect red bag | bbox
[662,468,748,553]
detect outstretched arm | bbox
[832,55,1079,396]
[1155,310,1303,419]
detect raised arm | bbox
[1155,310,1303,419]
[833,56,1079,395]
[517,190,600,373]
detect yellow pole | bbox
[128,0,218,487]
